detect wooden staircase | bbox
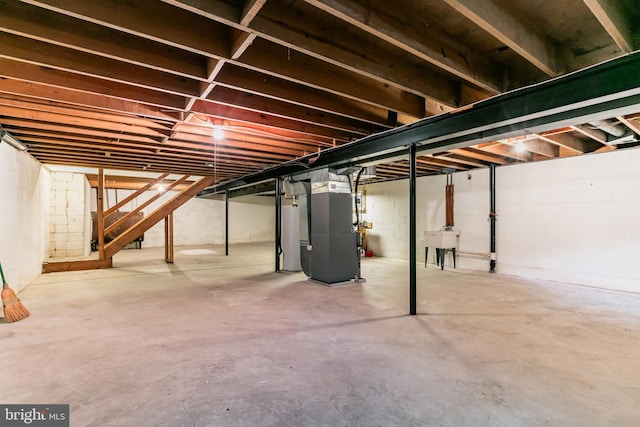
[42,172,215,273]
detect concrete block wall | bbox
[49,172,91,258]
[0,144,49,292]
[496,149,640,292]
[364,168,488,269]
[365,148,640,292]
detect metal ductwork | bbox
[588,119,626,137]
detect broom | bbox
[1,262,30,323]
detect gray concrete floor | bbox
[2,243,640,426]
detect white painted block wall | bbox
[49,171,91,258]
[496,149,640,292]
[364,168,488,270]
[0,145,49,292]
[365,148,640,292]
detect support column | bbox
[489,164,497,273]
[165,212,174,263]
[97,169,105,261]
[275,178,282,272]
[409,144,417,315]
[225,190,229,256]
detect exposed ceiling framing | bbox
[1,0,639,186]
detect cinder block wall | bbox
[364,149,640,292]
[49,172,91,258]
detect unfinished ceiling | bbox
[1,0,639,183]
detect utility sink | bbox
[424,230,460,248]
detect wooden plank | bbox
[0,105,170,139]
[441,0,558,76]
[104,173,170,217]
[240,0,267,26]
[206,86,383,135]
[230,31,256,60]
[1,118,163,145]
[215,64,393,126]
[0,58,187,110]
[192,99,358,141]
[303,0,501,94]
[42,258,113,274]
[0,32,201,97]
[0,80,180,121]
[97,169,105,261]
[583,0,633,53]
[22,0,230,57]
[250,1,461,104]
[234,38,428,117]
[0,0,208,80]
[104,176,215,259]
[617,115,640,135]
[0,97,173,131]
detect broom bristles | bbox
[2,286,30,323]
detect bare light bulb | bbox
[515,141,525,153]
[213,125,224,140]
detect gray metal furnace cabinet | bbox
[310,192,359,283]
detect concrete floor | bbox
[2,243,639,426]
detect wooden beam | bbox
[583,0,634,53]
[303,0,501,94]
[1,118,163,145]
[0,32,201,97]
[0,80,180,122]
[617,115,640,135]
[240,0,267,26]
[448,148,509,165]
[97,169,106,260]
[249,1,462,104]
[191,99,358,141]
[0,58,187,110]
[0,105,170,139]
[0,0,209,80]
[215,64,393,126]
[165,212,174,263]
[230,31,256,60]
[0,96,174,131]
[206,86,382,135]
[474,143,533,162]
[104,176,215,259]
[104,173,170,217]
[163,0,460,109]
[442,0,558,76]
[42,258,112,274]
[235,38,428,117]
[22,0,231,57]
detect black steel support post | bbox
[275,178,282,272]
[489,164,496,273]
[409,144,417,315]
[225,189,229,256]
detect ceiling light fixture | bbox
[0,125,28,151]
[515,140,525,153]
[213,125,224,140]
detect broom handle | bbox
[0,262,7,286]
